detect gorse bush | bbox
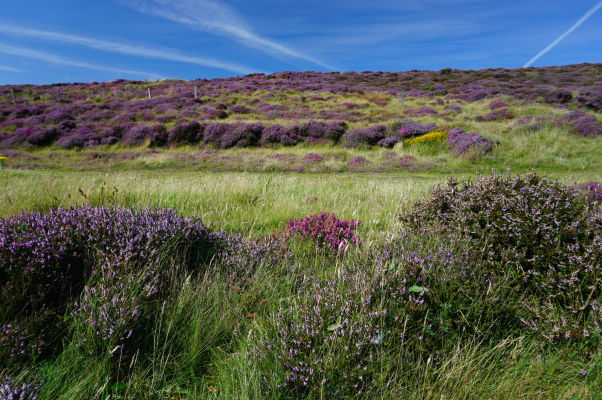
[404,130,447,144]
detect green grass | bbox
[1,105,601,398]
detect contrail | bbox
[524,1,602,67]
[0,22,256,75]
[0,43,162,79]
[116,0,337,70]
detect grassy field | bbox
[2,82,602,399]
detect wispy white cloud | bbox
[0,43,162,79]
[116,0,337,70]
[524,1,602,67]
[0,22,255,75]
[0,64,24,73]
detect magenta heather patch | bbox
[303,152,324,163]
[284,212,360,253]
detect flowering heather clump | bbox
[303,153,323,163]
[284,212,360,253]
[25,127,58,147]
[376,135,402,148]
[543,89,573,104]
[557,110,602,137]
[571,181,602,208]
[260,125,298,146]
[295,120,347,141]
[122,124,152,145]
[256,236,483,397]
[399,155,416,169]
[218,123,264,149]
[342,125,387,147]
[258,266,393,396]
[444,105,462,113]
[447,127,496,155]
[0,376,41,400]
[489,101,509,109]
[475,108,514,122]
[211,232,284,283]
[229,104,252,114]
[404,130,447,144]
[399,173,602,346]
[395,119,437,139]
[168,121,204,145]
[0,206,218,362]
[347,156,370,165]
[404,106,438,117]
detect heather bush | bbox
[444,105,462,113]
[302,153,324,163]
[296,121,347,141]
[256,234,496,397]
[376,135,402,148]
[25,127,58,147]
[557,110,602,137]
[342,125,386,147]
[283,212,360,253]
[399,173,602,348]
[347,156,370,165]
[43,110,74,124]
[168,121,204,145]
[202,123,230,146]
[489,100,509,109]
[57,131,89,149]
[475,108,514,122]
[447,127,497,155]
[122,124,153,145]
[219,123,264,149]
[572,181,602,209]
[0,376,41,400]
[260,124,298,146]
[0,206,218,364]
[148,124,168,147]
[229,104,252,114]
[394,119,437,139]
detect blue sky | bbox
[0,0,601,84]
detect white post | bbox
[148,87,152,99]
[399,92,405,107]
[194,86,198,99]
[10,88,15,104]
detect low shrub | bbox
[0,206,217,364]
[399,173,602,349]
[394,119,437,139]
[447,127,497,155]
[342,125,386,147]
[283,212,360,253]
[404,130,447,144]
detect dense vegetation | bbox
[1,64,601,399]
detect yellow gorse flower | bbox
[0,156,7,160]
[404,130,447,144]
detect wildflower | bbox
[404,130,447,144]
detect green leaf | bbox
[327,323,342,331]
[327,316,343,331]
[408,285,430,293]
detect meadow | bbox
[1,64,601,399]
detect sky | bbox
[0,0,601,84]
